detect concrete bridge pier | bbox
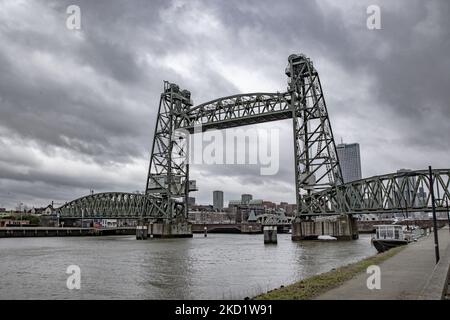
[136,219,192,239]
[264,226,277,244]
[291,214,359,241]
[151,219,193,238]
[136,225,149,240]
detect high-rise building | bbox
[336,143,362,183]
[241,194,253,204]
[213,191,224,210]
[395,169,419,208]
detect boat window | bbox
[387,228,393,239]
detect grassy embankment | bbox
[254,245,406,300]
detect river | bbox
[0,233,376,299]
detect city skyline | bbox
[1,1,449,209]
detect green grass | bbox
[254,245,406,300]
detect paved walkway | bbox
[316,228,450,300]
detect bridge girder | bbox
[255,213,294,225]
[181,92,292,132]
[300,169,450,216]
[57,192,184,219]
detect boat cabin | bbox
[374,225,405,241]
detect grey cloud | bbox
[0,0,449,208]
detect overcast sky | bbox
[0,0,449,209]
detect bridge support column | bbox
[291,215,359,241]
[264,226,277,244]
[136,224,149,240]
[151,219,193,238]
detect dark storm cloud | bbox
[0,0,449,208]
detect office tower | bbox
[213,191,224,210]
[336,143,362,183]
[396,169,419,208]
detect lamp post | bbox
[404,167,440,264]
[428,166,440,264]
[20,202,23,223]
[446,198,450,235]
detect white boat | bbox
[318,235,337,241]
[371,225,408,253]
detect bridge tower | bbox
[144,54,344,226]
[145,81,192,222]
[286,54,343,216]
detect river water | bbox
[0,233,376,299]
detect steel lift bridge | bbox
[58,54,450,234]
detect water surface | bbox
[0,233,376,299]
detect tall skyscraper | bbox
[336,143,362,183]
[396,169,419,208]
[213,191,224,210]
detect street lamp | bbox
[447,198,450,235]
[403,166,440,264]
[428,166,440,264]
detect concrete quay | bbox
[0,227,136,238]
[316,227,450,300]
[191,223,263,234]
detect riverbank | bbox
[0,227,136,237]
[254,245,405,300]
[255,228,450,300]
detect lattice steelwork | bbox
[178,54,342,216]
[300,169,450,215]
[58,192,184,219]
[145,81,192,219]
[181,92,292,132]
[57,54,450,220]
[286,54,343,214]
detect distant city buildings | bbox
[188,191,296,224]
[212,191,224,210]
[337,142,362,183]
[241,194,253,204]
[30,205,54,215]
[395,169,419,208]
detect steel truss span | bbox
[144,53,342,220]
[181,92,292,132]
[57,54,450,219]
[58,192,184,219]
[301,169,450,215]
